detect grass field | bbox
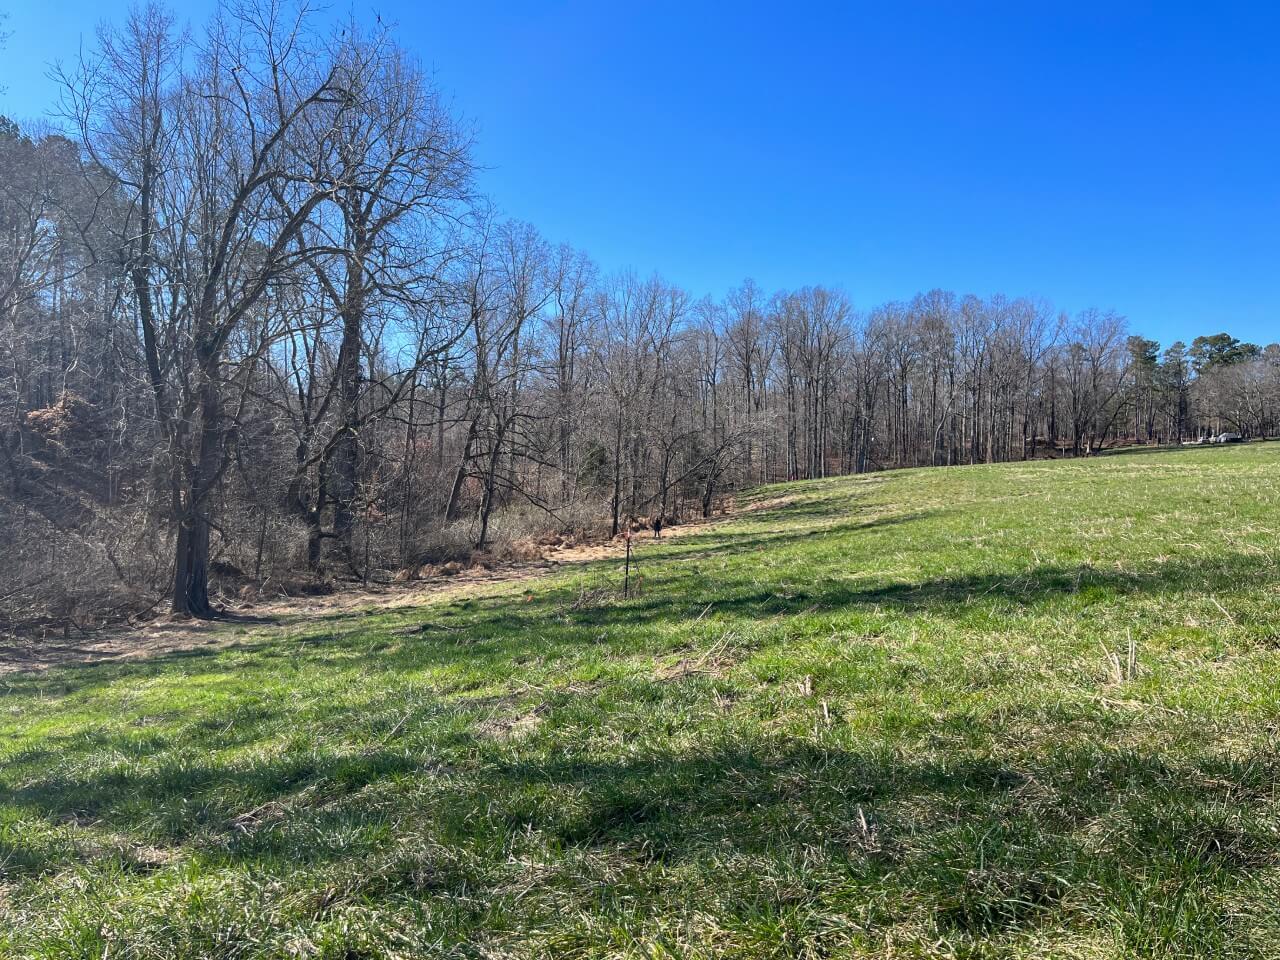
[3,444,1279,958]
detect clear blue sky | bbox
[3,1,1277,347]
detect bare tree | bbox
[60,2,363,615]
[3,1,1275,633]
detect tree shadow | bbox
[3,718,1274,946]
[3,530,1277,949]
[6,458,1279,952]
[11,534,1276,705]
[561,545,1279,635]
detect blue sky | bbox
[2,1,1277,346]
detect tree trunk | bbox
[171,377,221,617]
[476,418,507,548]
[332,245,367,562]
[445,416,479,522]
[610,410,623,537]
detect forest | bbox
[2,2,1278,632]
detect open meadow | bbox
[2,443,1279,958]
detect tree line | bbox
[2,2,1278,629]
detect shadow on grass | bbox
[3,720,1274,946]
[6,460,1279,953]
[4,547,1276,949]
[10,536,1277,706]
[559,546,1279,634]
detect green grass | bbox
[3,444,1280,958]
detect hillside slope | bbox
[3,444,1279,958]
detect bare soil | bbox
[0,510,732,676]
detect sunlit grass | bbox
[2,443,1279,958]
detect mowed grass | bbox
[3,446,1280,959]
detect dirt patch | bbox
[655,630,740,681]
[0,506,736,676]
[474,704,548,741]
[0,618,247,675]
[737,494,799,514]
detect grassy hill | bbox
[3,444,1279,958]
